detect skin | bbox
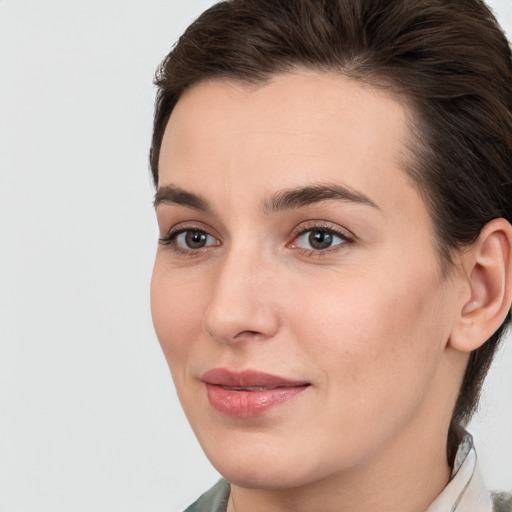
[151,72,474,512]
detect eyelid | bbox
[287,220,355,252]
[158,222,221,253]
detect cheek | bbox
[291,264,449,394]
[290,270,450,453]
[150,261,207,370]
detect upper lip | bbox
[201,368,309,388]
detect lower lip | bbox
[205,384,308,417]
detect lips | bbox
[201,368,310,417]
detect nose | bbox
[202,249,280,345]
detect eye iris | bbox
[185,231,207,248]
[309,230,333,250]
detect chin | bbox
[215,461,319,490]
[197,431,349,491]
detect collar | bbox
[426,431,492,512]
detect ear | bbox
[449,218,512,353]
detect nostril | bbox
[232,330,270,342]
[206,328,268,345]
[202,291,281,345]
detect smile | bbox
[221,386,277,391]
[201,369,310,417]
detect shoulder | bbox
[183,479,231,512]
[493,492,512,512]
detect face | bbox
[151,72,464,490]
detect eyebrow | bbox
[263,183,379,212]
[153,185,210,212]
[153,183,379,213]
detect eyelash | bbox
[158,225,219,256]
[288,222,354,257]
[158,222,354,257]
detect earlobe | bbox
[449,218,512,353]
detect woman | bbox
[149,0,512,510]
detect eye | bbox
[176,230,217,249]
[290,225,352,252]
[159,228,220,252]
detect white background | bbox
[0,1,511,511]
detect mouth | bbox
[201,368,310,417]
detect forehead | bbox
[158,71,421,219]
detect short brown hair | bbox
[150,0,512,457]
